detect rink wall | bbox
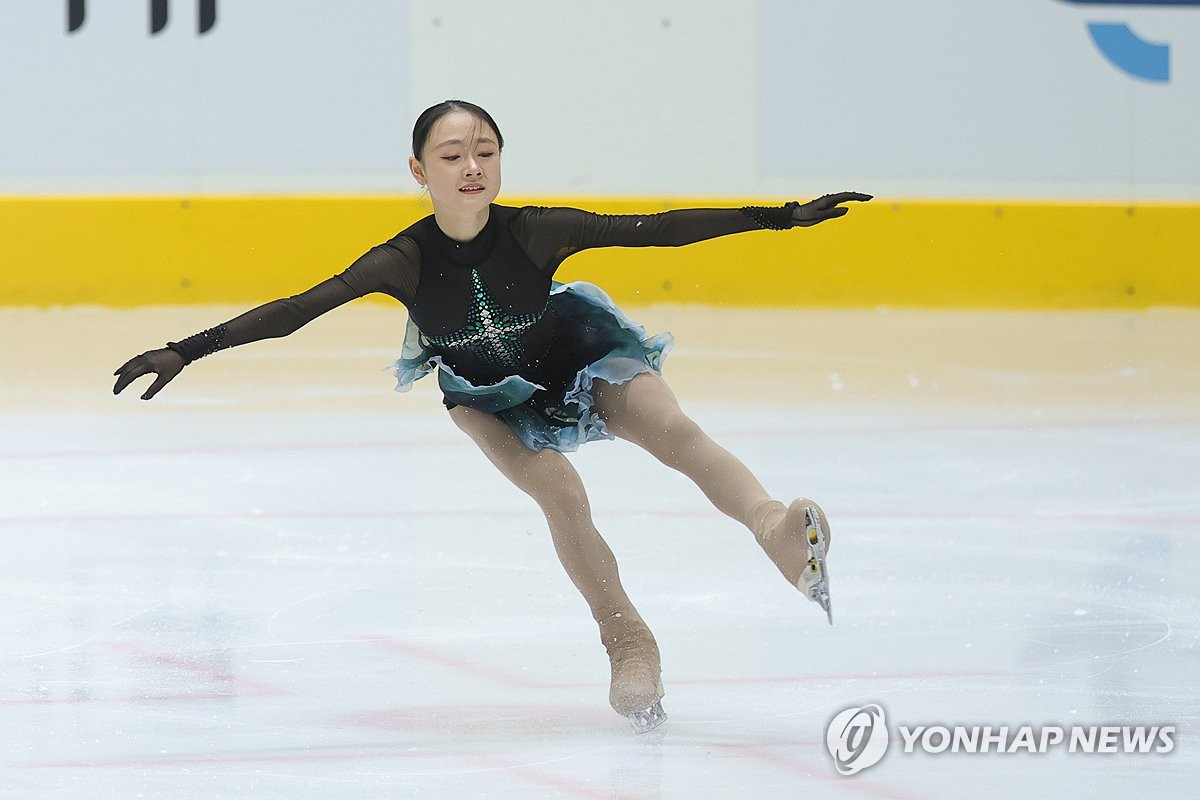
[3,2,1200,308]
[4,196,1198,308]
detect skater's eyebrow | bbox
[433,137,498,148]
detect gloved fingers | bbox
[793,205,850,226]
[792,192,872,226]
[140,370,177,401]
[113,355,145,377]
[818,191,873,207]
[114,349,184,397]
[113,358,152,395]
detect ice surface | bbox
[1,305,1196,798]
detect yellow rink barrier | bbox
[3,196,1198,308]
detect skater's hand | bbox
[113,348,186,400]
[791,192,873,227]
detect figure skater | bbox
[113,100,871,732]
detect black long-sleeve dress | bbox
[170,203,793,452]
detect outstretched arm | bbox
[514,192,872,271]
[113,242,417,400]
[111,276,358,400]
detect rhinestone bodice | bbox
[400,206,557,382]
[423,269,547,371]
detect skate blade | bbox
[804,506,833,626]
[816,590,833,625]
[628,700,667,734]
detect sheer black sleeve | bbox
[168,238,419,362]
[509,205,788,275]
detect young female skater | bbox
[113,100,870,732]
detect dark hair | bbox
[411,100,504,161]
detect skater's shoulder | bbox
[509,205,596,235]
[385,213,438,247]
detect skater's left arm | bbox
[513,193,872,273]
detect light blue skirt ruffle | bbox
[391,281,673,453]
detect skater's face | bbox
[409,111,502,212]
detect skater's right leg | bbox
[448,406,665,724]
[592,372,833,621]
[594,376,828,568]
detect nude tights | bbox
[448,372,788,629]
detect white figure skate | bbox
[797,504,833,625]
[601,611,667,734]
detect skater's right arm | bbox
[112,239,419,400]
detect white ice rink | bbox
[2,304,1197,799]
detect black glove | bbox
[790,192,873,227]
[742,192,872,230]
[112,348,186,400]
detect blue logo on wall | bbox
[1060,0,1200,82]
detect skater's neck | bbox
[433,205,491,245]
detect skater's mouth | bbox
[459,183,486,194]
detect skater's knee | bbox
[537,479,592,521]
[665,411,704,447]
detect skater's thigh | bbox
[593,372,694,445]
[448,405,584,497]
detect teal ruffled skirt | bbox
[391,281,674,453]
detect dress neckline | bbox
[433,205,497,267]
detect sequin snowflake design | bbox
[425,270,546,371]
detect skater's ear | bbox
[409,155,427,187]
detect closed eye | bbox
[439,150,495,163]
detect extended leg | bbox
[448,405,667,727]
[593,372,832,619]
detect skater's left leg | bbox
[593,372,830,593]
[593,372,775,531]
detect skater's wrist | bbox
[167,324,229,365]
[739,202,800,231]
